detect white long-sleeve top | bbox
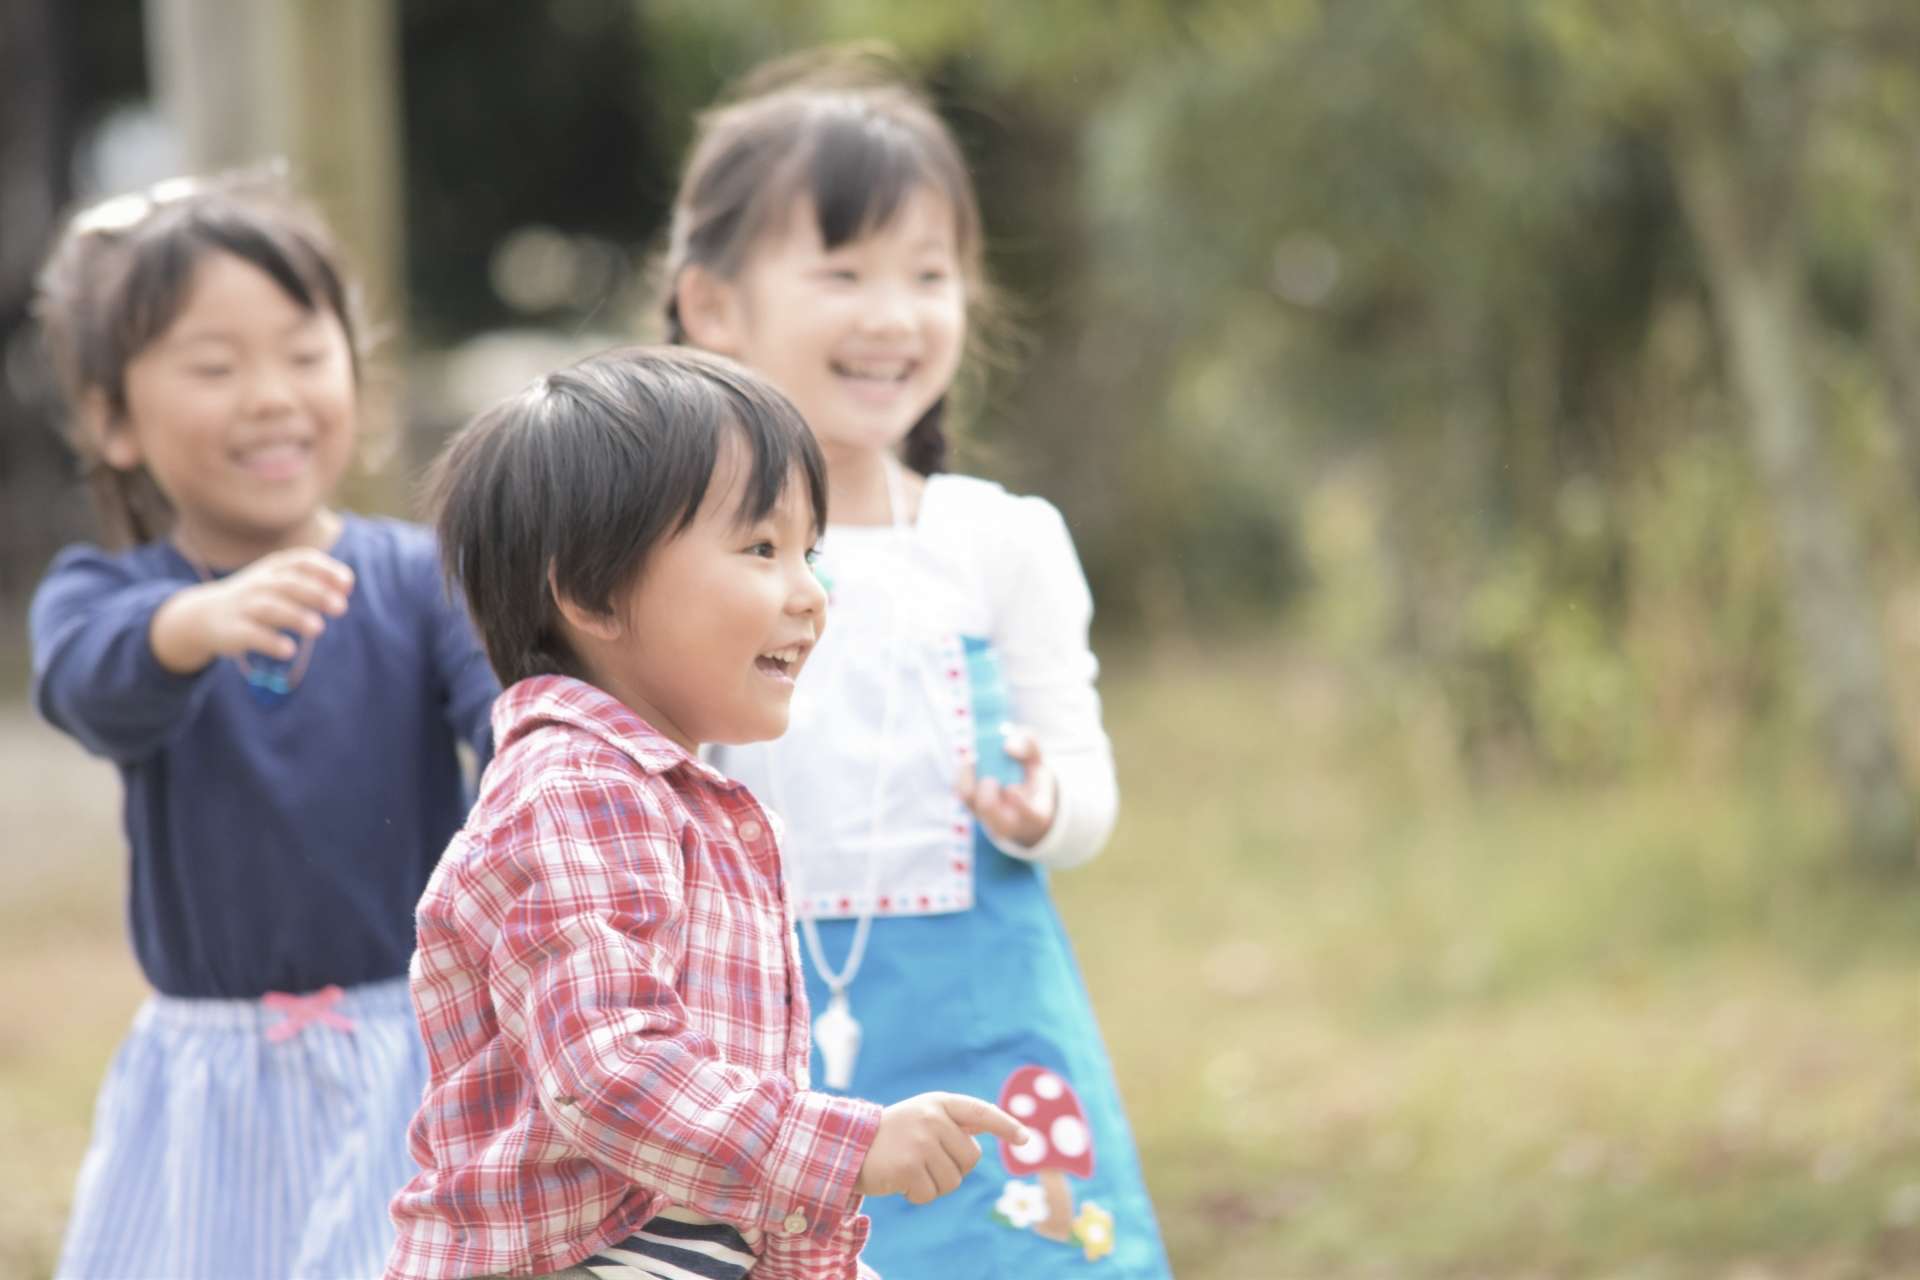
[713,474,1117,922]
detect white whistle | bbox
[814,989,862,1090]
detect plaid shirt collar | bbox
[492,674,715,781]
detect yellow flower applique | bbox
[1072,1200,1115,1262]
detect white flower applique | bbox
[993,1179,1051,1230]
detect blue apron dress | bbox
[716,477,1171,1278]
[798,832,1169,1276]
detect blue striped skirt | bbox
[55,975,426,1280]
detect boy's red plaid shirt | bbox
[387,676,881,1280]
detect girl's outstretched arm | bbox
[33,544,353,762]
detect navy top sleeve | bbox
[27,515,502,998]
[29,548,218,762]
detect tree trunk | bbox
[145,0,407,512]
[0,0,88,615]
[1869,151,1920,511]
[1673,112,1916,870]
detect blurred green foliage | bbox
[659,0,1920,811]
[17,0,1920,807]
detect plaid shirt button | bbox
[739,819,764,842]
[782,1210,808,1235]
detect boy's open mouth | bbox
[755,644,806,680]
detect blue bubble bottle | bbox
[961,635,1026,786]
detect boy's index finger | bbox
[941,1095,1030,1145]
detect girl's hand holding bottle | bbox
[150,547,354,674]
[956,726,1057,848]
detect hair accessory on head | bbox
[68,158,293,237]
[70,178,203,236]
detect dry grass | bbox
[3,633,1919,1278]
[0,707,144,1280]
[1060,639,1920,1278]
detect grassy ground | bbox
[1065,640,1920,1279]
[2,635,1918,1278]
[0,697,145,1280]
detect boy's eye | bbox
[746,541,776,559]
[188,364,233,378]
[919,269,950,285]
[290,349,328,367]
[821,268,858,283]
[805,545,822,565]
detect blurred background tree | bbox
[6,0,1920,855]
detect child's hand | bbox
[955,727,1056,848]
[151,548,355,674]
[855,1092,1029,1206]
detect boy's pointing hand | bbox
[856,1092,1030,1206]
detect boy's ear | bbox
[547,563,623,643]
[84,389,143,472]
[676,265,745,356]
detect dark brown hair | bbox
[659,44,997,476]
[428,344,829,688]
[33,171,366,547]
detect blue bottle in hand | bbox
[962,635,1026,786]
[240,631,309,706]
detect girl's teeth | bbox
[837,361,906,381]
[238,442,310,476]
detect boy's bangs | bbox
[806,111,959,250]
[720,405,829,537]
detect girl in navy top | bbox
[28,173,499,1278]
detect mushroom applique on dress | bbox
[992,1065,1114,1259]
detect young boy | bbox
[386,347,1027,1280]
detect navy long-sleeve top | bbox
[29,515,500,998]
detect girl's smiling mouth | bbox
[831,358,916,383]
[232,436,314,480]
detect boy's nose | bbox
[791,559,829,619]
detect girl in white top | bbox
[663,47,1170,1276]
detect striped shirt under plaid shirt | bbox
[387,675,884,1280]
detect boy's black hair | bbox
[428,344,828,687]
